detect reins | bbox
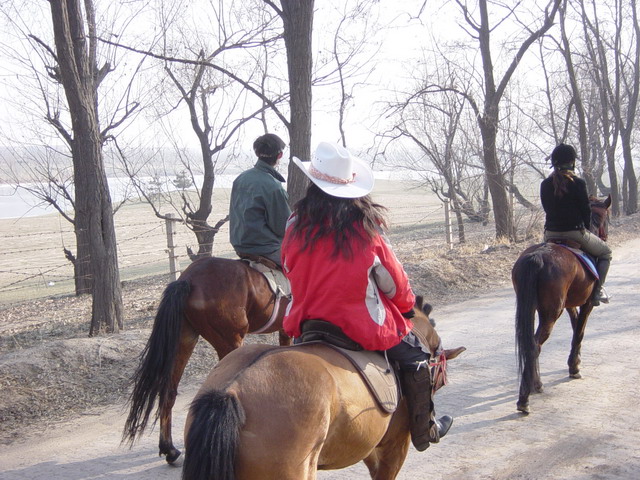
[430,341,448,394]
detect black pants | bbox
[385,332,430,370]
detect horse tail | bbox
[182,390,245,480]
[514,252,543,393]
[122,280,191,445]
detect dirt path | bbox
[2,239,639,480]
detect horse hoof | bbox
[165,448,182,464]
[534,385,544,393]
[517,402,530,414]
[570,372,582,379]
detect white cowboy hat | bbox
[292,142,374,198]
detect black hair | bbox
[289,183,389,259]
[253,133,285,166]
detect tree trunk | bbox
[471,0,560,240]
[476,0,512,240]
[621,128,639,214]
[479,118,513,240]
[49,0,123,334]
[279,0,314,206]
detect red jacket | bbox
[281,218,416,351]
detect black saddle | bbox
[299,319,363,351]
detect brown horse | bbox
[512,195,611,414]
[122,256,291,463]
[182,297,465,480]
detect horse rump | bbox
[183,390,245,480]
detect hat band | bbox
[309,164,356,185]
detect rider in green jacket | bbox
[229,133,291,267]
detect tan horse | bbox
[182,297,465,480]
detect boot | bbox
[593,258,611,306]
[436,415,454,438]
[400,365,453,451]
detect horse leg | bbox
[567,305,593,378]
[363,408,411,480]
[531,321,552,394]
[363,437,411,480]
[159,323,198,463]
[518,312,556,413]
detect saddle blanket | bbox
[557,244,599,279]
[246,260,291,296]
[293,341,399,414]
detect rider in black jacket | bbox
[540,143,612,305]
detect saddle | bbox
[239,254,291,297]
[298,320,399,413]
[545,239,599,279]
[239,254,291,334]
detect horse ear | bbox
[422,302,433,316]
[444,346,466,360]
[415,295,424,310]
[604,194,612,208]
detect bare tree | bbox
[0,1,145,335]
[325,0,381,148]
[578,0,621,214]
[115,0,287,259]
[557,0,599,193]
[452,0,562,240]
[590,0,640,214]
[383,64,489,243]
[548,0,639,215]
[46,0,128,335]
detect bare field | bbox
[0,179,448,305]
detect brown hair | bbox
[550,169,577,197]
[289,183,389,259]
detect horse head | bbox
[589,194,612,241]
[413,295,466,393]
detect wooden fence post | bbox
[165,214,180,281]
[444,199,453,250]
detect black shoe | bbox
[436,415,453,438]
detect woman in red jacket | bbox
[282,141,452,452]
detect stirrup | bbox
[593,287,610,306]
[598,287,610,304]
[429,414,453,443]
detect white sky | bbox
[0,0,451,154]
[0,0,604,171]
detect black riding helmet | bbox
[551,143,577,171]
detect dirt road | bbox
[2,238,639,480]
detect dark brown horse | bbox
[182,297,465,480]
[122,256,290,462]
[513,195,611,414]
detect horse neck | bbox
[411,313,440,356]
[589,206,609,241]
